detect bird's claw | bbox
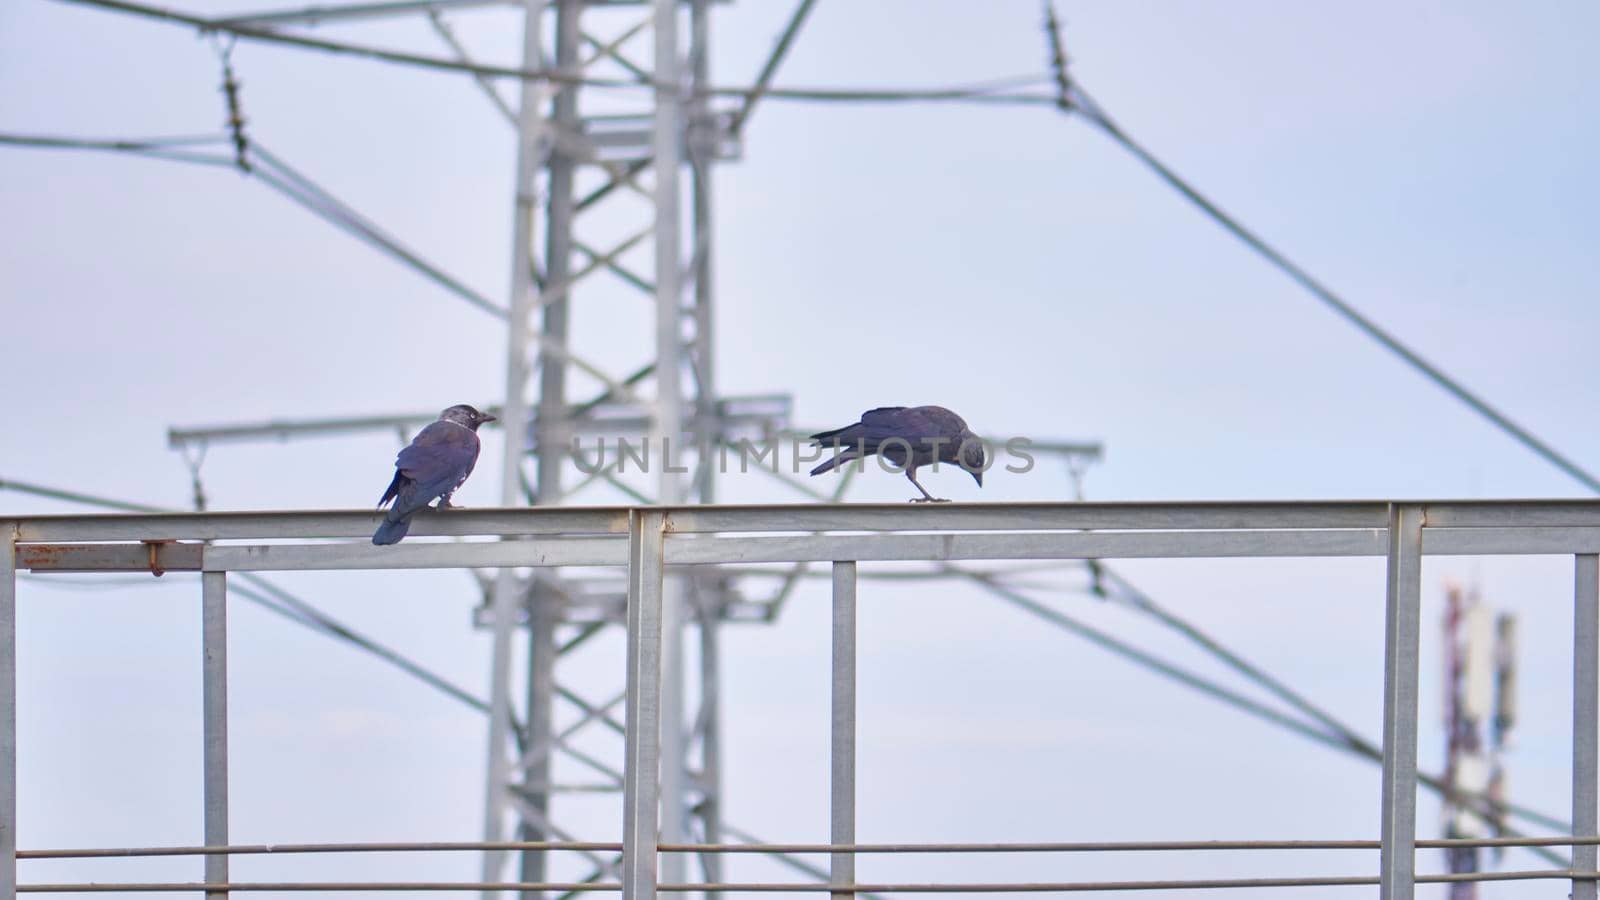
[909,497,951,503]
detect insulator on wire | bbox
[215,39,250,173]
[1041,1,1073,111]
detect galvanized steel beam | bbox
[202,571,230,900]
[830,561,857,900]
[1380,504,1424,899]
[622,511,666,900]
[1,525,15,900]
[1576,554,1599,900]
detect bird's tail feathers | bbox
[378,471,406,509]
[809,451,860,477]
[372,514,412,545]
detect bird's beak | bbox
[972,470,984,488]
[480,413,498,424]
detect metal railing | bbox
[5,499,1600,898]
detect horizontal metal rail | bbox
[22,836,1600,859]
[6,508,630,542]
[15,869,1600,893]
[17,528,1600,574]
[12,498,1600,542]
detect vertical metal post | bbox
[685,1,721,875]
[623,511,667,900]
[536,0,580,506]
[485,1,547,893]
[1575,554,1599,900]
[1380,504,1423,900]
[1,526,16,900]
[697,604,723,896]
[650,0,684,501]
[516,5,579,892]
[519,598,557,900]
[651,0,688,892]
[202,570,229,900]
[658,583,686,896]
[684,5,722,892]
[687,0,716,505]
[830,562,857,900]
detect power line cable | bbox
[0,476,167,512]
[1098,563,1375,752]
[217,0,509,29]
[0,131,239,167]
[1087,564,1570,851]
[0,475,504,723]
[965,569,1362,751]
[231,572,496,717]
[54,0,1058,106]
[0,134,511,321]
[1056,81,1600,494]
[727,0,818,137]
[975,566,1568,865]
[247,143,508,318]
[0,132,225,150]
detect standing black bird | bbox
[372,404,497,545]
[808,405,986,502]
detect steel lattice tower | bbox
[484,1,743,893]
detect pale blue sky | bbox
[3,1,1599,897]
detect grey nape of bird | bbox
[808,405,986,503]
[372,403,498,545]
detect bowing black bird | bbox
[372,404,497,545]
[808,405,986,502]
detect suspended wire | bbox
[54,0,1059,107]
[0,131,239,167]
[965,570,1361,750]
[1090,564,1570,849]
[0,476,504,724]
[424,8,515,125]
[246,143,508,318]
[1058,83,1600,495]
[0,475,167,512]
[0,132,226,150]
[979,564,1568,866]
[727,0,819,137]
[214,0,507,29]
[18,868,1593,894]
[1098,564,1371,749]
[0,133,511,321]
[1,134,509,325]
[230,572,498,718]
[18,573,179,591]
[22,834,1600,859]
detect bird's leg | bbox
[436,492,457,509]
[906,469,948,503]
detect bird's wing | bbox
[910,405,968,437]
[867,406,954,440]
[810,406,903,442]
[809,407,923,449]
[396,421,481,495]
